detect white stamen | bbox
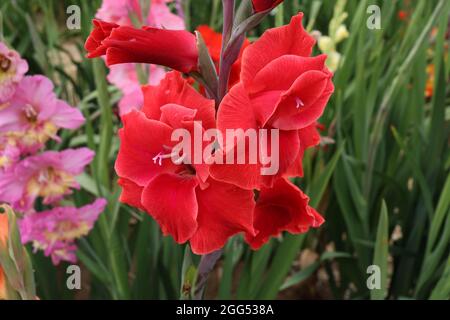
[295,97,305,109]
[152,152,164,166]
[152,149,185,166]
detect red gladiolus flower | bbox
[115,72,255,254]
[245,178,324,249]
[252,0,284,13]
[197,25,250,89]
[85,19,199,73]
[210,13,334,190]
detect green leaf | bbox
[281,252,351,291]
[194,30,219,100]
[429,257,450,300]
[371,200,389,300]
[180,246,197,300]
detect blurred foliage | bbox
[0,0,448,300]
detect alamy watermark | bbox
[66,265,81,290]
[153,122,280,176]
[367,5,382,30]
[66,5,81,30]
[366,265,381,290]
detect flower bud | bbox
[251,0,284,13]
[318,36,334,53]
[326,51,342,72]
[0,205,36,300]
[335,25,349,44]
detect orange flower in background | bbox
[0,268,6,299]
[397,10,408,21]
[0,210,8,300]
[425,64,435,98]
[398,0,412,22]
[0,210,7,244]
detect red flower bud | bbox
[251,0,284,13]
[85,19,199,74]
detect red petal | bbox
[85,19,119,58]
[251,0,284,12]
[260,130,300,188]
[212,85,300,189]
[241,13,315,88]
[210,158,262,191]
[142,72,216,130]
[101,26,198,73]
[250,55,327,94]
[247,55,328,127]
[141,173,199,243]
[217,83,258,132]
[190,179,256,254]
[115,110,178,186]
[249,90,282,128]
[118,178,145,211]
[285,124,321,177]
[159,103,197,128]
[211,84,261,189]
[269,70,334,130]
[245,178,324,249]
[211,125,299,191]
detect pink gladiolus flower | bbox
[107,63,166,116]
[96,0,184,30]
[0,42,28,105]
[0,148,94,212]
[96,0,184,115]
[0,75,85,153]
[19,199,107,265]
[147,0,185,30]
[0,137,20,172]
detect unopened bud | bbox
[326,51,342,72]
[335,25,349,43]
[318,36,334,53]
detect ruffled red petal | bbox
[213,84,301,189]
[115,110,178,186]
[142,72,216,130]
[269,70,334,130]
[85,19,119,58]
[190,179,256,254]
[245,178,324,249]
[141,173,199,243]
[241,13,315,88]
[285,124,321,177]
[118,178,145,211]
[249,55,327,94]
[159,103,197,128]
